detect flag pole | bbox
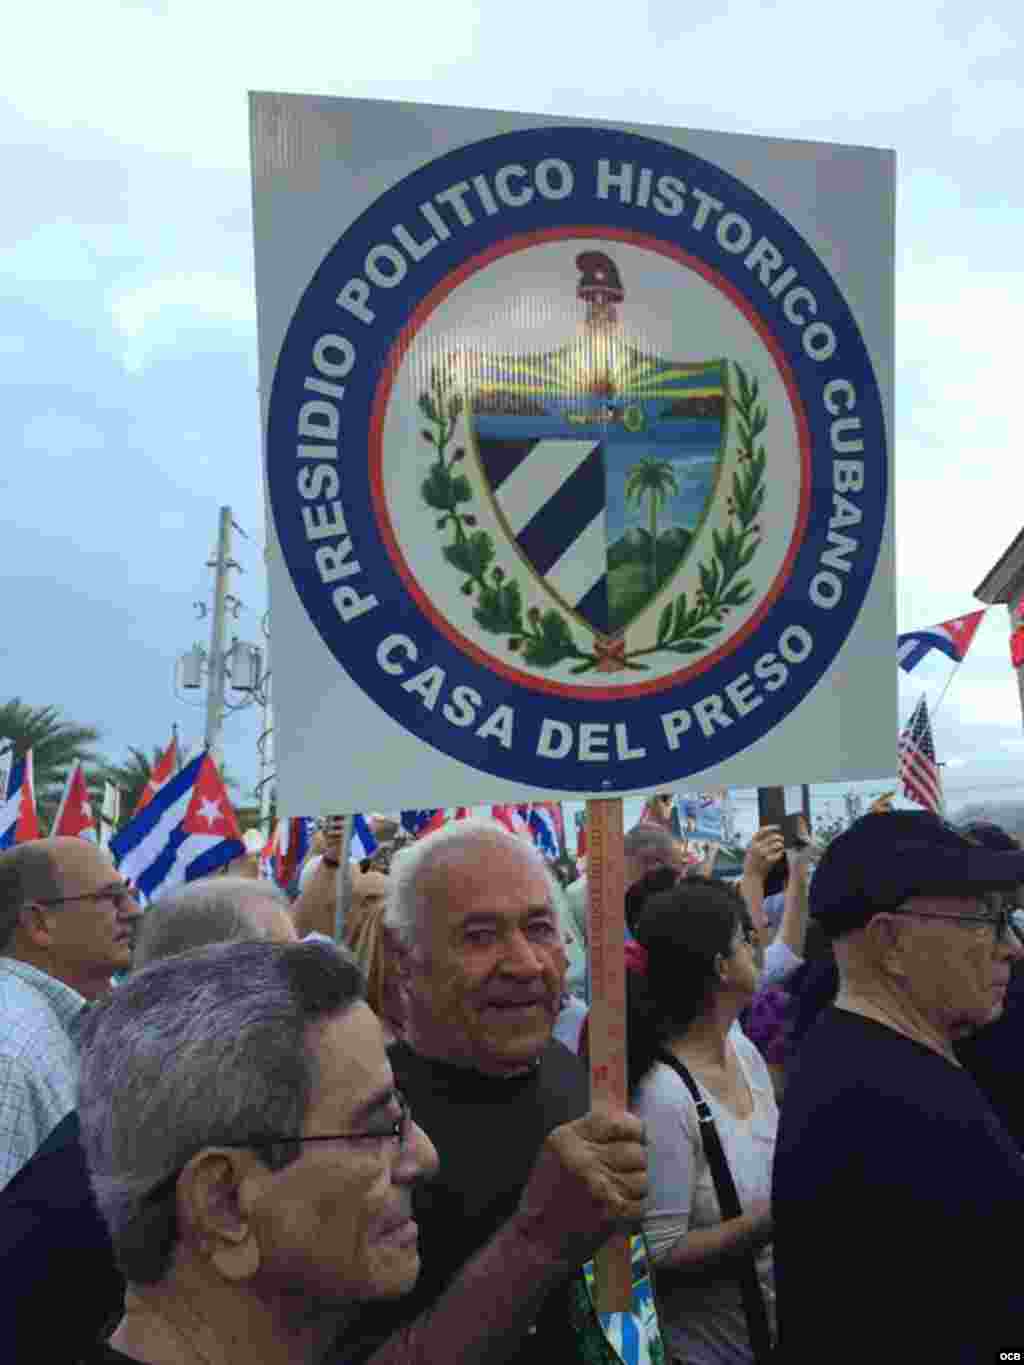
[50,762,76,837]
[928,659,964,726]
[927,664,960,818]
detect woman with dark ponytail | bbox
[626,875,777,1364]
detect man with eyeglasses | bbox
[74,937,645,1365]
[333,817,652,1365]
[953,821,1024,1150]
[2,875,301,1363]
[74,939,440,1365]
[0,836,141,1189]
[772,811,1024,1363]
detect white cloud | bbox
[110,273,256,336]
[1,0,483,172]
[892,250,1024,619]
[940,678,1024,731]
[108,271,256,372]
[0,0,1017,195]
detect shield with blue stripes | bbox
[468,343,728,644]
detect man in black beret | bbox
[772,811,1024,1362]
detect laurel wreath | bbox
[417,361,766,674]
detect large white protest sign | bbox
[251,94,895,812]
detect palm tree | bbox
[102,745,163,824]
[0,699,102,830]
[624,457,680,592]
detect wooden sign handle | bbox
[586,797,632,1313]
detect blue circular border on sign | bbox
[267,124,888,793]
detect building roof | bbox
[974,526,1024,605]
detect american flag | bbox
[898,697,943,813]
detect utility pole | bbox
[176,506,261,769]
[205,507,234,764]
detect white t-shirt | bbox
[633,1028,778,1364]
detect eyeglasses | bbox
[143,1091,412,1204]
[898,905,1021,944]
[34,884,140,912]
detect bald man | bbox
[0,837,142,1187]
[1,872,297,1362]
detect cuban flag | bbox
[111,751,244,902]
[897,610,985,673]
[278,817,315,890]
[0,750,40,849]
[400,809,445,838]
[528,804,560,858]
[350,812,379,862]
[491,804,531,838]
[50,760,97,839]
[132,733,179,815]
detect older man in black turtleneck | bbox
[332,816,653,1365]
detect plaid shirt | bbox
[0,958,85,1190]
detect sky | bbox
[3,0,1023,836]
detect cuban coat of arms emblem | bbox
[413,249,767,678]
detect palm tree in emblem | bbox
[625,457,680,594]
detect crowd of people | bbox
[2,796,1023,1363]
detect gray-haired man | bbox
[2,874,297,1362]
[77,935,645,1365]
[76,940,439,1365]
[132,874,298,966]
[333,816,651,1365]
[773,812,1024,1361]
